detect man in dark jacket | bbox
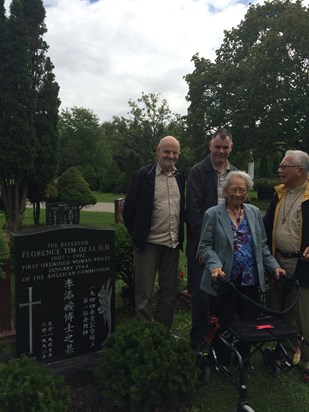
[123,136,185,327]
[186,128,237,348]
[264,149,309,383]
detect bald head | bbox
[156,135,180,173]
[158,135,180,149]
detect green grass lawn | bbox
[93,191,272,211]
[0,207,115,230]
[92,191,124,203]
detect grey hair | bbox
[223,171,254,193]
[285,150,309,172]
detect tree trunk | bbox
[0,178,28,232]
[33,201,41,226]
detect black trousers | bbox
[187,240,209,343]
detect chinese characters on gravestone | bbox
[46,202,80,225]
[13,226,115,362]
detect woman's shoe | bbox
[293,348,301,365]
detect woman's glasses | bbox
[228,187,248,194]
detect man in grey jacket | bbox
[186,128,237,349]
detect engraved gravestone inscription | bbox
[13,225,115,362]
[46,203,80,225]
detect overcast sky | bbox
[4,0,308,122]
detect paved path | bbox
[83,202,114,212]
[27,202,115,213]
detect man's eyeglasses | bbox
[278,164,300,170]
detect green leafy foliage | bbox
[0,229,10,278]
[0,0,59,231]
[115,223,135,308]
[177,269,188,292]
[103,92,184,192]
[58,107,112,189]
[185,0,309,167]
[0,355,70,411]
[253,177,278,191]
[82,165,98,190]
[96,320,200,411]
[51,166,97,207]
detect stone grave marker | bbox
[12,225,114,362]
[114,198,125,223]
[46,202,80,225]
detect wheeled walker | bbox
[196,275,308,412]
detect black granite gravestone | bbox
[12,225,115,362]
[46,203,80,225]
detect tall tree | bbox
[107,92,184,191]
[0,0,36,231]
[28,55,60,225]
[0,1,8,141]
[58,107,110,190]
[0,0,59,230]
[185,0,309,171]
[24,0,60,225]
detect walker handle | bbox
[230,279,300,318]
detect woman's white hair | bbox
[223,171,254,192]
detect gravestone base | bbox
[0,330,16,352]
[47,350,101,387]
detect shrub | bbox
[82,165,98,191]
[96,320,200,411]
[115,223,135,309]
[177,269,188,292]
[54,166,97,207]
[0,229,10,278]
[0,355,70,411]
[253,177,278,191]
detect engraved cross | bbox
[19,287,42,354]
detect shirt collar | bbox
[211,160,230,173]
[156,162,177,176]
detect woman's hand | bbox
[210,267,225,282]
[273,267,286,280]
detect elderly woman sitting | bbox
[199,171,285,367]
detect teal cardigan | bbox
[199,202,280,296]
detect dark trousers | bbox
[134,243,179,327]
[209,284,259,366]
[186,238,210,343]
